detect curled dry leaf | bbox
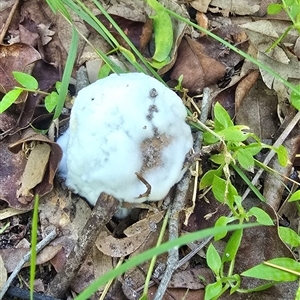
[95,14,153,51]
[0,245,62,273]
[0,43,41,94]
[209,0,260,15]
[95,211,164,257]
[171,36,226,93]
[0,129,62,209]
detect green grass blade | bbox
[54,25,78,119]
[30,194,39,300]
[75,223,260,300]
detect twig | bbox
[6,286,61,300]
[0,0,19,43]
[153,87,211,300]
[47,193,119,299]
[135,172,152,198]
[153,171,191,300]
[0,229,57,300]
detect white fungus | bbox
[57,73,193,210]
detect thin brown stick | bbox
[0,0,19,43]
[47,193,119,298]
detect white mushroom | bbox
[57,73,193,213]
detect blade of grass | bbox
[75,223,260,300]
[231,164,266,202]
[30,194,39,300]
[141,209,170,298]
[53,25,78,119]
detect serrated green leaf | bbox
[45,91,59,113]
[289,190,300,202]
[213,102,234,130]
[267,3,283,14]
[12,71,38,90]
[218,126,249,142]
[279,227,300,247]
[222,229,243,263]
[242,257,300,281]
[237,148,255,170]
[204,281,222,300]
[248,207,274,226]
[206,243,222,276]
[0,89,23,113]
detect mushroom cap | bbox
[57,73,193,205]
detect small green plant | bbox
[267,0,300,50]
[0,71,61,114]
[6,0,298,299]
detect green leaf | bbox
[210,153,225,165]
[237,148,255,170]
[199,167,222,189]
[291,84,300,110]
[248,207,274,226]
[212,175,238,207]
[204,281,222,300]
[206,243,222,276]
[288,190,300,202]
[212,175,227,203]
[203,131,220,144]
[45,91,59,113]
[98,64,111,79]
[214,216,236,241]
[229,274,240,294]
[213,102,234,130]
[54,26,78,119]
[45,0,71,21]
[275,145,289,167]
[279,227,300,247]
[222,229,243,263]
[12,71,38,90]
[0,89,23,113]
[147,0,173,63]
[55,81,62,93]
[119,46,136,63]
[218,125,249,142]
[30,195,39,299]
[267,3,283,14]
[242,257,300,281]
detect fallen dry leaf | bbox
[0,43,41,93]
[209,0,260,15]
[170,36,226,93]
[0,245,62,273]
[16,143,51,203]
[96,211,164,257]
